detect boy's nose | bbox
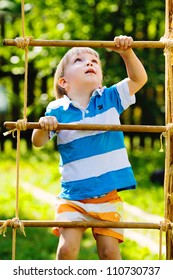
[86,60,93,66]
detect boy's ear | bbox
[58,77,67,88]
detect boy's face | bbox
[61,52,103,94]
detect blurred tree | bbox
[0,0,165,149]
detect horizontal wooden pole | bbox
[3,39,167,49]
[0,220,161,230]
[4,121,166,133]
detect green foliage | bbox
[0,0,165,132]
[0,0,166,260]
[120,239,158,260]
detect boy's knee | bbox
[56,228,83,260]
[96,236,121,260]
[99,246,116,260]
[57,242,78,260]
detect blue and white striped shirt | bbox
[46,78,136,200]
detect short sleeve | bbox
[116,78,136,110]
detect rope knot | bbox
[160,37,173,50]
[0,218,26,237]
[159,219,172,232]
[0,219,12,237]
[14,36,33,49]
[166,123,173,132]
[16,119,28,131]
[3,119,28,137]
[159,123,173,152]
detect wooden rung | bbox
[3,39,167,48]
[0,220,161,230]
[4,121,166,133]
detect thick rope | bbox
[159,123,173,152]
[164,120,173,223]
[15,129,21,219]
[159,219,169,259]
[21,0,25,38]
[2,0,173,261]
[159,219,173,259]
[160,36,173,49]
[14,0,32,121]
[9,0,29,260]
[162,11,173,257]
[3,119,28,137]
[15,36,32,121]
[0,218,26,237]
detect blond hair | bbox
[54,47,101,99]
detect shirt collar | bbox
[61,86,106,110]
[91,86,106,97]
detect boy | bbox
[32,35,147,260]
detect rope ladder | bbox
[0,0,173,260]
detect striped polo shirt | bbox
[45,78,136,200]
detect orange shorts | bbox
[52,190,124,242]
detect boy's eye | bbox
[74,58,82,63]
[92,59,98,64]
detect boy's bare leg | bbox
[96,234,122,260]
[56,228,84,260]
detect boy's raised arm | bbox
[113,35,148,95]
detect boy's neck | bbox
[67,90,93,109]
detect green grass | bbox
[0,138,165,260]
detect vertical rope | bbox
[21,0,28,121]
[162,46,171,223]
[3,0,170,261]
[159,227,163,260]
[23,48,28,121]
[15,129,21,219]
[12,229,17,260]
[11,105,21,260]
[21,0,25,38]
[162,0,172,260]
[11,0,29,260]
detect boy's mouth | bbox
[85,68,96,74]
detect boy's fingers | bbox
[114,36,120,47]
[114,35,133,49]
[127,36,133,46]
[39,116,58,130]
